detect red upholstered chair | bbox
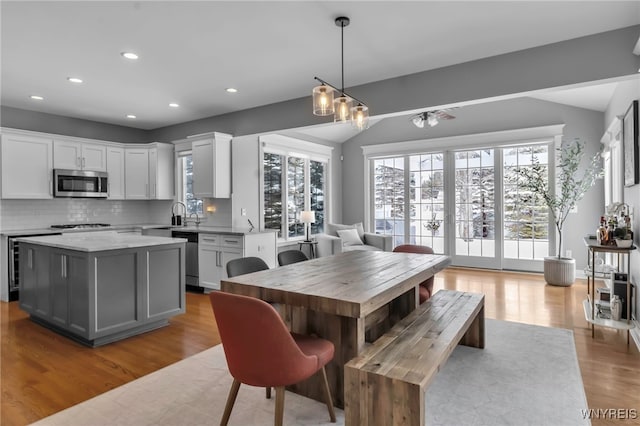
[210,291,336,426]
[393,244,435,303]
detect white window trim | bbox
[259,134,333,241]
[601,116,624,208]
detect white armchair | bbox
[315,222,393,257]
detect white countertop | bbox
[16,233,187,252]
[2,223,276,237]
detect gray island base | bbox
[17,233,186,347]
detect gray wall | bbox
[147,25,640,143]
[604,78,640,330]
[342,97,605,271]
[1,106,149,143]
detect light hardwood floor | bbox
[1,268,639,426]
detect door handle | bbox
[8,243,15,286]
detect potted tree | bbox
[516,139,602,286]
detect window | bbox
[602,117,624,208]
[363,125,563,271]
[176,152,202,215]
[260,135,331,241]
[503,145,549,260]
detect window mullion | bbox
[404,157,411,242]
[304,159,311,211]
[282,155,289,240]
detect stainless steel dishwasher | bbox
[171,231,199,288]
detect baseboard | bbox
[631,321,640,351]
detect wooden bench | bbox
[344,290,485,426]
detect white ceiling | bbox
[2,1,639,131]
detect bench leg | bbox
[460,305,485,348]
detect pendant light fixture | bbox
[312,16,369,130]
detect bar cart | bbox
[583,237,636,344]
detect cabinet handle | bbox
[77,156,81,168]
[28,249,33,269]
[61,255,66,278]
[224,239,238,244]
[217,251,221,267]
[82,157,86,168]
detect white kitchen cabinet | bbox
[106,146,125,199]
[1,131,53,199]
[192,133,231,199]
[53,139,107,171]
[124,148,149,199]
[148,143,175,200]
[198,232,276,290]
[125,144,174,200]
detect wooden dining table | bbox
[220,250,451,408]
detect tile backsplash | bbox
[0,198,234,231]
[0,199,173,231]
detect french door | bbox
[371,143,552,272]
[450,148,501,268]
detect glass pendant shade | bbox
[312,84,335,116]
[351,103,369,130]
[334,95,352,123]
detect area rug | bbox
[31,319,589,426]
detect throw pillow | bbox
[353,222,365,239]
[326,223,356,237]
[337,228,364,246]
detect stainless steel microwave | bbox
[53,169,108,198]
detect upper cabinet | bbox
[1,131,53,199]
[192,133,231,198]
[53,139,107,171]
[106,146,125,200]
[124,147,149,199]
[125,143,174,200]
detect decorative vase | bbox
[543,256,576,286]
[611,295,622,321]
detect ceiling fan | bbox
[411,108,457,128]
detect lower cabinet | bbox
[198,232,276,290]
[19,242,185,347]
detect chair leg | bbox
[320,366,336,422]
[266,386,271,399]
[220,379,241,426]
[274,386,285,426]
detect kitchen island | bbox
[17,233,186,347]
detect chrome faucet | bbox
[189,212,201,226]
[171,202,187,226]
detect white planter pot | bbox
[544,256,576,286]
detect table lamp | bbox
[300,210,316,242]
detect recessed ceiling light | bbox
[121,52,139,60]
[126,114,136,119]
[30,95,44,100]
[226,88,238,93]
[169,103,179,108]
[67,77,83,84]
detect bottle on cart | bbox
[597,216,607,245]
[607,221,615,245]
[624,214,634,241]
